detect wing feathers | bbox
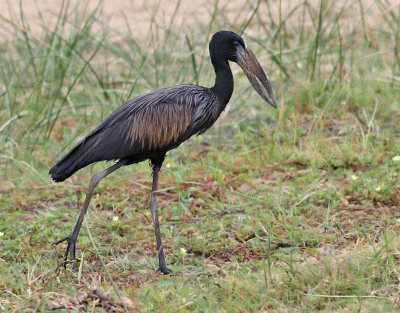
[50,84,220,181]
[127,102,193,150]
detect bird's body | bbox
[50,31,277,274]
[50,85,223,182]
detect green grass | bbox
[1,0,400,311]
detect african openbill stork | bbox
[50,30,277,274]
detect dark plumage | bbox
[49,85,217,182]
[50,30,277,274]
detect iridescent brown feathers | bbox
[49,84,223,182]
[127,102,192,150]
[123,85,219,151]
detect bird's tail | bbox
[49,139,95,182]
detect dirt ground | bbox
[0,0,385,43]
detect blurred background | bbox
[0,0,398,178]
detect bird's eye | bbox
[234,41,240,47]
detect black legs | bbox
[53,158,172,275]
[52,160,127,267]
[150,164,172,274]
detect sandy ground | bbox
[0,0,390,43]
[0,0,248,41]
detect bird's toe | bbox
[156,266,173,275]
[52,234,79,269]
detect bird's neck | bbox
[210,58,234,109]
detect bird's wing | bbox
[79,84,217,159]
[49,85,219,181]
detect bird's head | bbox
[210,30,277,108]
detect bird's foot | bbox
[52,234,78,271]
[156,266,173,275]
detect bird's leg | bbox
[150,164,172,275]
[52,160,127,269]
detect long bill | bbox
[237,47,277,108]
